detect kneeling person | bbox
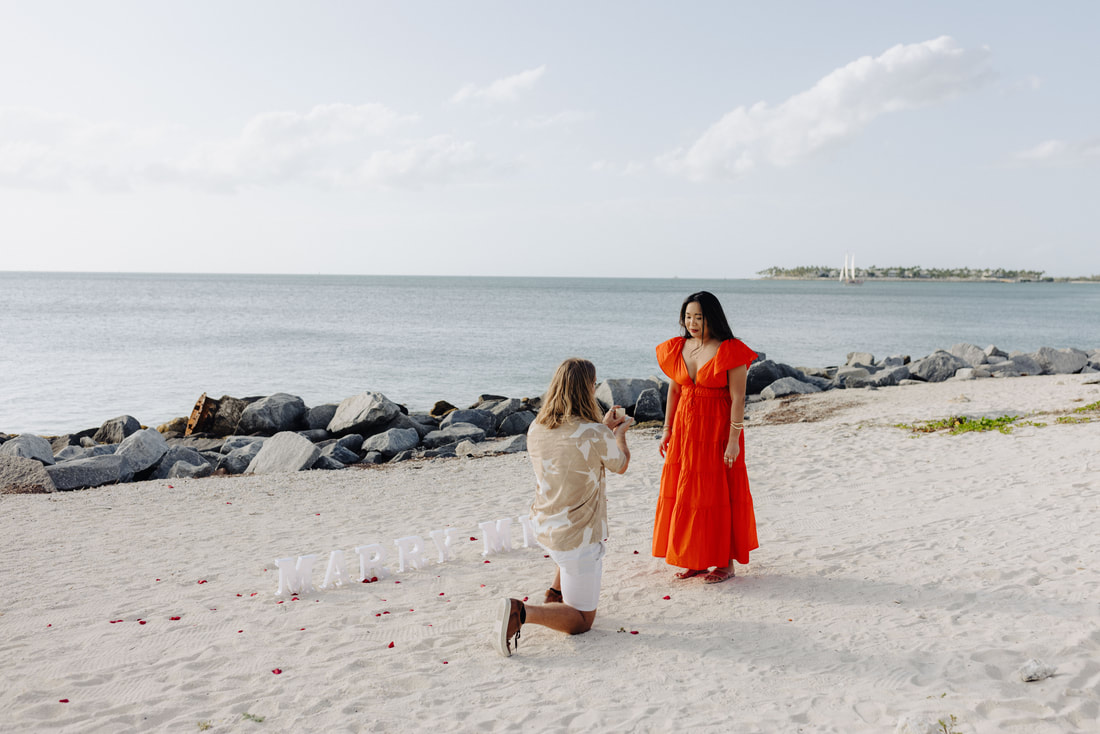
[495,358,631,656]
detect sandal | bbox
[703,568,734,584]
[674,569,708,580]
[544,587,563,604]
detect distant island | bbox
[757,266,1100,283]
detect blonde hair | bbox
[537,358,603,429]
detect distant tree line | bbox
[753,265,1088,282]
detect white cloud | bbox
[591,159,646,176]
[451,65,546,104]
[519,109,592,129]
[658,36,994,181]
[0,104,489,192]
[1014,137,1100,164]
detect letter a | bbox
[321,550,350,589]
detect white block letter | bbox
[478,518,513,556]
[353,543,388,581]
[394,535,428,573]
[321,549,350,589]
[429,527,464,563]
[518,515,537,548]
[275,554,318,596]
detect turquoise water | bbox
[1,272,1097,435]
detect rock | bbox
[834,365,871,387]
[423,444,458,459]
[335,434,364,453]
[220,436,265,454]
[488,398,524,426]
[949,343,987,366]
[1019,658,1057,682]
[328,392,401,436]
[166,436,225,453]
[298,429,330,443]
[0,455,56,494]
[523,396,543,414]
[761,377,822,400]
[51,429,96,453]
[595,379,653,412]
[430,400,458,419]
[0,434,55,466]
[375,411,433,439]
[216,441,264,475]
[209,396,256,437]
[116,428,169,475]
[472,394,507,408]
[953,367,992,380]
[440,409,496,436]
[320,443,360,465]
[796,373,835,390]
[984,344,1009,359]
[456,434,527,457]
[305,403,339,431]
[633,389,664,422]
[157,417,188,435]
[747,360,803,394]
[1033,346,1088,375]
[238,393,307,435]
[93,415,142,444]
[878,355,910,367]
[1007,353,1043,376]
[846,364,910,388]
[310,455,346,471]
[424,423,486,449]
[645,376,670,406]
[362,451,384,465]
[846,351,875,367]
[151,447,210,480]
[498,410,536,436]
[55,446,88,462]
[246,432,322,474]
[909,351,970,382]
[46,454,131,490]
[991,368,1022,378]
[362,428,420,459]
[389,449,417,463]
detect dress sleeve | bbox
[655,337,685,381]
[714,339,758,372]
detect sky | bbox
[1,1,1097,278]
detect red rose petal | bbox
[46,624,52,627]
[522,597,528,602]
[394,581,400,584]
[139,620,147,625]
[382,611,390,615]
[238,630,243,633]
[470,537,477,541]
[438,592,444,596]
[169,616,181,621]
[236,593,243,597]
[480,584,485,588]
[166,485,173,489]
[387,642,394,648]
[250,593,258,597]
[544,555,550,558]
[315,513,320,516]
[276,601,284,605]
[630,630,639,635]
[484,560,490,564]
[59,699,69,703]
[197,580,207,584]
[371,576,378,582]
[662,595,671,600]
[442,661,448,664]
[272,668,282,675]
[375,613,381,617]
[226,502,231,504]
[633,551,639,555]
[299,628,305,631]
[409,609,415,612]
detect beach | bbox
[2,374,1098,733]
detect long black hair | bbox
[679,290,736,342]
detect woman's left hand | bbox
[722,441,740,468]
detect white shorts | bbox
[543,541,606,612]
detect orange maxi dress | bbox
[652,336,759,569]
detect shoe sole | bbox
[494,598,513,657]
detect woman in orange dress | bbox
[652,291,758,584]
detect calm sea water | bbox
[1,272,1097,435]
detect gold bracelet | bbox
[730,421,745,430]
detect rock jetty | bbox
[1,343,1096,493]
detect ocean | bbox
[1,271,1097,436]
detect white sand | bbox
[2,374,1098,733]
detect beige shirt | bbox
[527,417,627,552]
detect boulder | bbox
[633,389,664,423]
[327,392,401,436]
[93,415,142,444]
[220,436,265,454]
[440,409,495,436]
[796,373,835,390]
[238,393,307,435]
[157,416,189,435]
[423,423,486,449]
[846,352,875,367]
[1033,346,1088,375]
[455,434,527,457]
[423,444,458,459]
[362,428,420,459]
[761,377,822,400]
[375,411,433,439]
[209,396,256,437]
[488,398,524,426]
[0,434,55,466]
[310,455,346,471]
[55,445,89,462]
[116,428,169,475]
[216,441,264,475]
[298,429,329,443]
[498,410,536,436]
[645,376,670,406]
[834,365,871,387]
[595,379,653,412]
[164,460,214,479]
[151,447,210,480]
[949,343,987,367]
[1008,353,1043,376]
[909,351,970,382]
[246,432,321,474]
[51,429,96,453]
[46,454,130,490]
[953,367,992,380]
[389,449,417,463]
[335,434,364,453]
[1,455,56,494]
[165,436,225,453]
[305,403,339,431]
[320,443,361,465]
[984,344,1009,359]
[362,451,384,465]
[472,394,507,408]
[430,400,458,419]
[846,364,911,388]
[747,360,803,394]
[878,355,910,367]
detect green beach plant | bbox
[242,712,265,723]
[896,415,1021,434]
